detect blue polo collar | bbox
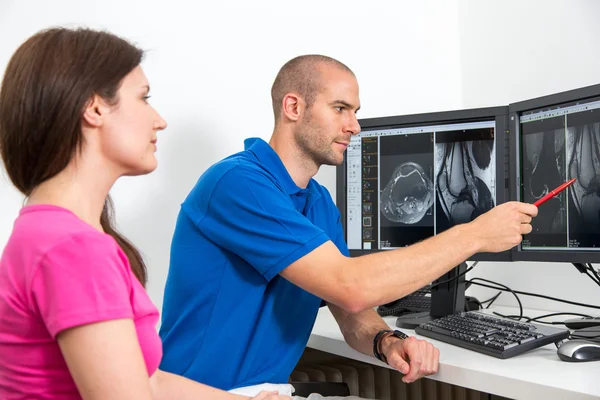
[245,138,321,200]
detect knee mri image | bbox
[434,128,496,233]
[567,121,600,246]
[379,133,435,247]
[521,109,600,249]
[380,161,434,224]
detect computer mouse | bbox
[557,339,600,362]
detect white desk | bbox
[307,306,600,400]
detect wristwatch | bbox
[373,329,409,364]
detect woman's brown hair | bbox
[0,27,148,285]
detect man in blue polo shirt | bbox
[159,55,537,397]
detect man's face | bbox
[293,67,361,167]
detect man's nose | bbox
[346,114,361,136]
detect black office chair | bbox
[289,381,350,397]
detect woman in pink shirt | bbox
[0,27,288,400]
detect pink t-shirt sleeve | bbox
[30,233,134,338]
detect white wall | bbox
[0,0,463,313]
[458,0,600,315]
[458,0,600,107]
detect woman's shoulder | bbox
[1,205,129,298]
[17,204,106,240]
[6,204,119,265]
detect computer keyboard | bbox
[377,285,431,316]
[392,297,431,311]
[415,311,570,359]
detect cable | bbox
[525,312,593,325]
[584,269,600,287]
[430,261,478,289]
[493,312,524,320]
[468,275,599,324]
[572,262,600,287]
[582,263,600,286]
[430,266,473,289]
[467,280,600,311]
[480,291,502,309]
[588,263,600,284]
[468,278,523,320]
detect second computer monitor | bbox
[510,84,600,263]
[337,106,510,262]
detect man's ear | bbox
[281,93,304,122]
[82,95,109,128]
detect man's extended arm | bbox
[281,201,537,313]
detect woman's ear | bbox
[82,95,109,128]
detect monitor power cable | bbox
[429,261,478,290]
[467,278,600,325]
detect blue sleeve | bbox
[184,165,329,281]
[320,189,349,308]
[331,199,350,257]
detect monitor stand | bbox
[396,262,467,329]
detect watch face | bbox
[394,330,409,339]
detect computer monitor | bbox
[336,106,510,327]
[509,84,600,263]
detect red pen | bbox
[533,178,577,207]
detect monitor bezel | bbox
[336,106,511,262]
[509,83,600,263]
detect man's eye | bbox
[142,95,151,103]
[335,106,343,112]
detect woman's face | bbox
[99,66,167,176]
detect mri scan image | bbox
[380,161,434,224]
[521,108,600,249]
[521,125,568,246]
[566,119,600,247]
[434,129,496,233]
[379,133,435,247]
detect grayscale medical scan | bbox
[434,128,496,233]
[521,103,600,249]
[379,133,435,248]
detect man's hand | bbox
[381,336,439,384]
[468,201,538,253]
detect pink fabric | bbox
[0,205,162,399]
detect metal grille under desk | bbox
[292,348,512,400]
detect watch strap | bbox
[373,329,409,363]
